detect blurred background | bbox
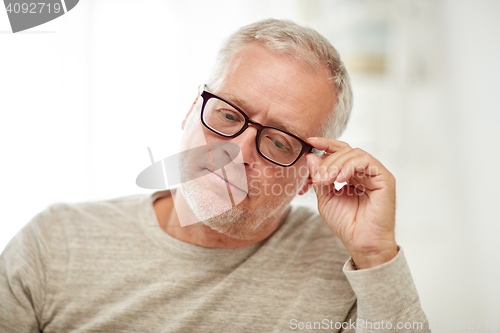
[1,0,499,330]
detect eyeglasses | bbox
[199,88,320,167]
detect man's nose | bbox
[226,125,259,165]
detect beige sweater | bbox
[0,191,430,332]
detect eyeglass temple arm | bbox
[309,147,326,156]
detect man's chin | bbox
[181,183,240,221]
[199,208,252,240]
[180,181,290,240]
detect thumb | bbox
[306,153,335,203]
[306,153,322,180]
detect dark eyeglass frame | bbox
[200,89,319,167]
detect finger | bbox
[344,177,367,196]
[318,147,361,181]
[306,153,322,178]
[306,137,351,154]
[311,178,337,203]
[312,148,352,183]
[337,159,371,183]
[321,149,383,186]
[314,148,364,184]
[334,149,375,182]
[336,155,387,190]
[307,154,340,201]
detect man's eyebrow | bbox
[280,123,305,140]
[220,93,306,141]
[220,93,247,108]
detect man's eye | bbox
[268,136,292,151]
[273,139,285,149]
[220,110,239,121]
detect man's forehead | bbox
[210,43,335,137]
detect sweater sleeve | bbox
[342,247,431,332]
[0,207,58,333]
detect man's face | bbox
[179,42,336,239]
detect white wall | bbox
[1,1,499,331]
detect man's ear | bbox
[182,91,201,130]
[298,176,313,195]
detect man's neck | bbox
[152,191,284,248]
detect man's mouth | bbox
[205,168,248,195]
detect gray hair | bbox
[207,18,353,139]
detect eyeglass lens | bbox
[202,97,304,165]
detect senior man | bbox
[1,19,430,332]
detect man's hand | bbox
[305,137,398,269]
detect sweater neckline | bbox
[138,190,284,262]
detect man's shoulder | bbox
[45,193,149,220]
[20,193,151,241]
